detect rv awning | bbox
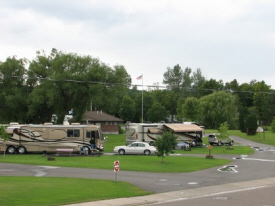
[148,128,160,134]
[164,124,204,132]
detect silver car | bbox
[208,134,234,146]
[175,142,190,150]
[114,142,157,155]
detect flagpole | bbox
[142,75,143,123]
[136,75,144,123]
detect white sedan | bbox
[114,142,157,155]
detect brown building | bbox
[80,111,123,134]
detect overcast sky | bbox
[1,0,275,89]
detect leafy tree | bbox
[181,97,199,121]
[28,49,131,123]
[175,97,185,120]
[191,68,206,98]
[261,94,275,125]
[253,81,270,125]
[163,64,183,91]
[200,78,224,96]
[0,57,29,123]
[182,67,192,87]
[154,131,177,162]
[217,122,230,140]
[224,79,239,92]
[245,114,258,135]
[271,117,275,133]
[151,90,179,122]
[131,90,155,122]
[0,125,10,157]
[198,91,238,129]
[239,107,249,133]
[119,95,136,122]
[147,102,168,123]
[238,82,254,108]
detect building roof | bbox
[82,111,123,122]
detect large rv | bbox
[0,123,105,154]
[125,122,204,146]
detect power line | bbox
[8,75,275,95]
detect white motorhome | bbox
[125,122,204,146]
[0,123,105,154]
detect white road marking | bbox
[38,166,60,169]
[31,169,48,177]
[218,165,238,173]
[0,169,16,172]
[235,157,275,162]
[188,182,199,185]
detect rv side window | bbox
[86,131,91,138]
[67,129,80,137]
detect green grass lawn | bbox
[0,154,231,173]
[104,134,125,153]
[0,176,150,206]
[229,130,275,146]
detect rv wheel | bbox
[18,146,27,154]
[6,146,16,154]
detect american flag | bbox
[136,75,143,80]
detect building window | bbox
[105,122,109,125]
[114,122,117,125]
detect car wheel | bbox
[6,146,16,154]
[149,141,154,146]
[144,150,151,155]
[230,140,234,146]
[17,146,27,154]
[118,149,125,155]
[218,141,222,146]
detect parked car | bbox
[113,142,157,155]
[175,142,190,150]
[208,134,234,146]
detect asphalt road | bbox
[1,135,275,205]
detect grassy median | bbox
[0,176,150,206]
[0,154,231,173]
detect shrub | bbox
[271,117,275,133]
[245,114,258,135]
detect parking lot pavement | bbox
[66,177,275,206]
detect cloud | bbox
[0,0,275,88]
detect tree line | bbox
[1,48,275,131]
